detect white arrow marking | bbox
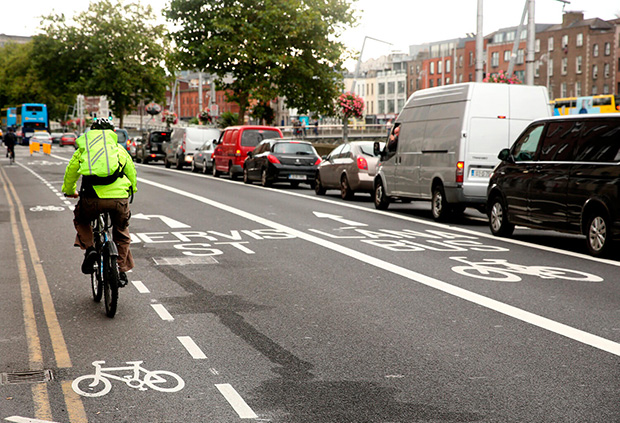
[313,211,367,227]
[5,417,60,423]
[132,213,190,229]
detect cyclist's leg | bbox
[73,196,98,250]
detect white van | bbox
[373,82,551,220]
[164,126,221,169]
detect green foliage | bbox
[217,112,239,129]
[33,0,170,126]
[251,103,275,125]
[166,0,357,124]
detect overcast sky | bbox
[4,0,619,65]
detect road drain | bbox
[153,256,218,266]
[1,369,54,385]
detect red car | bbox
[60,133,77,148]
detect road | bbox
[1,145,619,423]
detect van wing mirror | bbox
[497,148,511,161]
[373,141,382,157]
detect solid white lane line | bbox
[177,336,207,359]
[215,383,258,419]
[131,280,150,293]
[138,177,620,357]
[151,304,173,321]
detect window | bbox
[429,79,434,88]
[539,121,581,162]
[535,62,540,77]
[437,79,442,87]
[593,44,599,57]
[535,39,540,53]
[561,57,568,75]
[592,64,598,79]
[469,52,474,66]
[604,42,611,56]
[548,58,554,76]
[512,124,545,162]
[438,61,443,74]
[575,81,582,97]
[592,85,598,95]
[387,82,395,94]
[520,30,527,40]
[430,62,435,75]
[562,35,569,47]
[574,120,620,162]
[378,100,385,114]
[494,33,504,43]
[506,31,515,42]
[576,56,582,74]
[561,82,567,98]
[446,77,451,85]
[459,55,463,67]
[604,63,610,78]
[504,50,511,62]
[378,83,385,95]
[492,52,499,67]
[397,99,405,112]
[397,80,405,94]
[459,74,463,83]
[603,84,609,94]
[576,33,583,47]
[446,59,451,73]
[548,37,554,51]
[517,49,524,65]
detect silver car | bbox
[315,141,385,199]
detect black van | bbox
[487,114,620,257]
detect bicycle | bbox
[6,145,14,164]
[72,360,185,397]
[89,212,121,317]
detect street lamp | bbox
[351,36,393,94]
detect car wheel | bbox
[374,179,390,210]
[202,161,208,174]
[191,160,198,173]
[164,156,171,168]
[585,212,612,257]
[243,167,251,184]
[228,163,238,180]
[212,163,220,177]
[175,156,183,170]
[488,195,515,237]
[340,175,353,200]
[261,168,271,187]
[314,173,326,195]
[431,185,450,222]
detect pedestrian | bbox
[61,117,138,286]
[313,119,319,136]
[301,119,307,138]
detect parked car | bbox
[51,132,64,144]
[213,125,283,179]
[164,127,221,169]
[60,132,77,148]
[243,139,321,187]
[191,140,216,173]
[114,128,129,147]
[487,114,620,257]
[126,136,139,159]
[373,82,551,221]
[315,141,385,199]
[136,130,171,164]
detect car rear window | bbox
[114,130,128,144]
[150,132,170,143]
[272,142,315,154]
[241,129,281,147]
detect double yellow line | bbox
[0,168,87,423]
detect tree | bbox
[34,0,170,127]
[166,0,357,125]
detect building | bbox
[0,34,31,47]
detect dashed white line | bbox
[131,280,150,293]
[215,383,258,419]
[151,304,173,321]
[177,336,207,359]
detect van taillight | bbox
[356,156,368,170]
[456,161,464,183]
[235,149,242,157]
[267,154,281,164]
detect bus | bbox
[553,94,620,116]
[16,103,48,145]
[1,107,16,130]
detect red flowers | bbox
[338,92,365,119]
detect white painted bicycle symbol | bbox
[449,256,603,282]
[29,205,65,212]
[72,360,185,397]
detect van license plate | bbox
[471,169,492,178]
[289,174,307,180]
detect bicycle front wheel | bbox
[103,249,119,318]
[144,370,185,392]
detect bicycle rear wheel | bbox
[91,255,103,302]
[103,249,119,318]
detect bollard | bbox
[29,140,41,155]
[42,140,52,155]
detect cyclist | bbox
[61,117,137,286]
[3,127,16,162]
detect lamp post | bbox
[351,36,393,94]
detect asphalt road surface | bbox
[1,145,618,423]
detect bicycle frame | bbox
[93,213,119,258]
[89,360,150,390]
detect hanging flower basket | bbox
[198,110,213,125]
[338,91,365,119]
[161,109,178,127]
[483,70,522,84]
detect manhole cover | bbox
[1,370,54,385]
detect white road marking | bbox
[312,211,367,227]
[215,383,258,419]
[138,177,620,357]
[132,213,191,229]
[5,417,60,423]
[151,304,174,321]
[177,336,207,359]
[131,280,150,293]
